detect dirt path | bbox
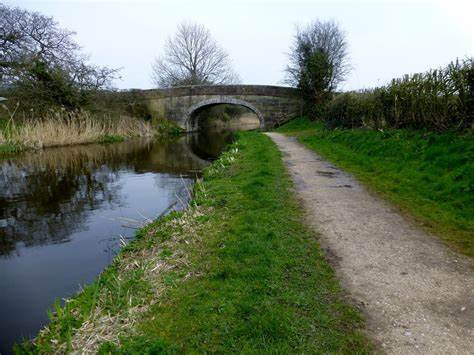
[266,133,474,354]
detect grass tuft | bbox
[99,134,125,143]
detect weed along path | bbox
[266,132,474,354]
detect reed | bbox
[1,112,154,150]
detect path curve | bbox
[266,133,474,354]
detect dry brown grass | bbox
[2,112,154,149]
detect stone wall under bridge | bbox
[131,85,303,131]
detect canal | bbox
[0,129,235,353]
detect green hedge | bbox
[323,58,474,131]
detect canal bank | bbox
[17,132,371,353]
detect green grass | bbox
[18,132,371,354]
[278,117,474,257]
[153,117,185,135]
[0,142,22,154]
[99,134,126,143]
[0,117,23,155]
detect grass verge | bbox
[278,117,474,258]
[17,132,371,354]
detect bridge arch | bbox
[185,97,265,131]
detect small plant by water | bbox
[99,134,125,143]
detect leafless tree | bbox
[0,4,119,92]
[152,22,239,87]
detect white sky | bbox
[6,0,474,90]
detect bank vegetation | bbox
[0,112,156,154]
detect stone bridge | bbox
[136,85,303,131]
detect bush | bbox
[324,91,383,129]
[322,58,474,131]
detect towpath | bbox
[266,132,474,354]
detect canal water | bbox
[0,130,234,353]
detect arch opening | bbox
[186,98,265,132]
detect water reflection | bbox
[187,128,235,161]
[0,135,215,354]
[0,137,208,258]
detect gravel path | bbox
[266,133,474,354]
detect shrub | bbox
[322,58,474,131]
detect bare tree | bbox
[152,22,239,87]
[1,4,77,83]
[285,20,350,117]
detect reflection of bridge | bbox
[137,85,303,131]
[147,134,210,173]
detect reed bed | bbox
[1,112,154,150]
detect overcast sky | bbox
[6,0,474,90]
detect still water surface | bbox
[0,130,233,353]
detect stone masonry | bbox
[135,85,303,131]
